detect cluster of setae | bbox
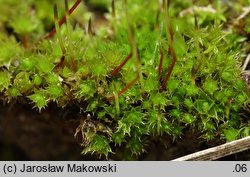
[0,0,250,159]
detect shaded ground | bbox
[0,102,91,160]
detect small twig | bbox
[237,7,250,21]
[242,53,250,71]
[172,136,250,161]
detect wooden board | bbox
[172,136,250,161]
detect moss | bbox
[0,0,249,159]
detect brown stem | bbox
[65,0,77,71]
[110,52,133,77]
[192,0,198,30]
[161,46,176,89]
[158,47,164,81]
[88,17,93,36]
[112,0,115,18]
[107,75,139,101]
[54,55,66,70]
[20,35,29,48]
[54,4,67,70]
[44,0,82,39]
[161,25,176,90]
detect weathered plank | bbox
[172,136,250,161]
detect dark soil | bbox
[0,102,91,160]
